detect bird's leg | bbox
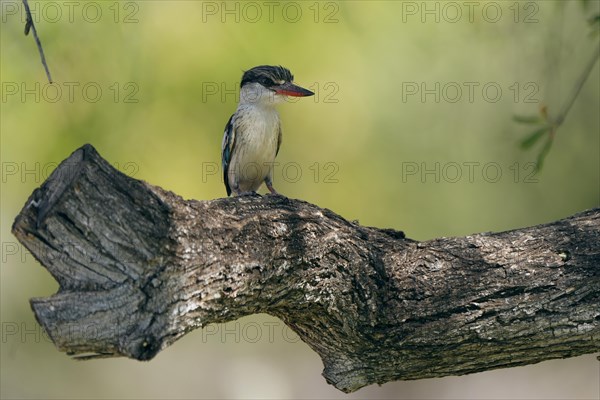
[265,175,279,195]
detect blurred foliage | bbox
[515,0,599,171]
[1,1,599,399]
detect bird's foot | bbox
[265,183,280,196]
[236,191,260,197]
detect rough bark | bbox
[11,144,600,393]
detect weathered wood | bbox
[12,144,600,392]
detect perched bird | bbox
[221,65,314,196]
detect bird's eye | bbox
[260,77,274,87]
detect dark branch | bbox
[12,145,600,392]
[23,0,53,83]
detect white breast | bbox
[230,105,280,192]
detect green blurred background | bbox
[1,1,599,398]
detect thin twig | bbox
[22,0,53,83]
[518,42,600,171]
[552,42,600,127]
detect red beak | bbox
[273,82,314,97]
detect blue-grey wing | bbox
[276,123,282,156]
[221,114,235,196]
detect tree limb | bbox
[12,144,600,392]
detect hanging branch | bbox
[22,0,53,83]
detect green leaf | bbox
[520,126,550,150]
[513,115,542,124]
